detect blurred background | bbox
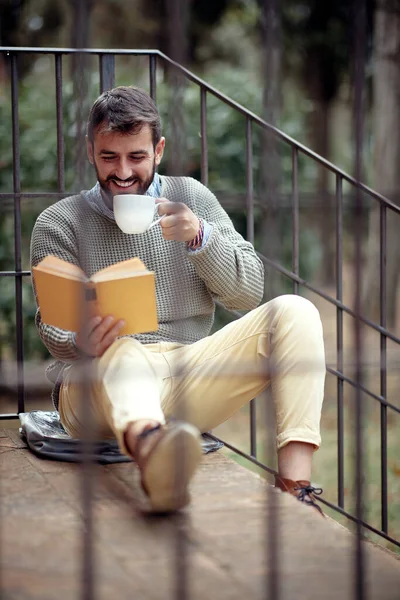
[0,0,399,550]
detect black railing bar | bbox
[149,55,157,103]
[0,47,161,55]
[318,497,400,549]
[1,47,399,213]
[55,54,65,193]
[327,366,400,415]
[292,146,299,295]
[11,53,25,415]
[200,86,208,187]
[245,117,254,245]
[0,414,19,420]
[0,193,71,198]
[380,203,388,534]
[249,400,257,459]
[336,175,345,509]
[257,252,400,344]
[0,271,30,277]
[208,433,400,548]
[99,53,115,94]
[1,190,397,206]
[245,117,256,458]
[354,5,367,589]
[215,301,243,320]
[206,433,278,478]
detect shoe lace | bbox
[294,484,323,506]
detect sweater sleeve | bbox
[30,207,83,362]
[187,181,265,311]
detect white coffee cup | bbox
[113,194,162,234]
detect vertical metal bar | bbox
[292,146,299,294]
[55,53,65,193]
[166,1,189,598]
[353,0,366,597]
[200,87,208,187]
[261,0,280,597]
[246,117,257,458]
[380,203,388,533]
[11,53,25,414]
[72,2,95,598]
[336,175,344,508]
[99,54,115,93]
[246,118,254,246]
[149,54,157,102]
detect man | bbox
[30,86,326,514]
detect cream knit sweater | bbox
[30,176,264,406]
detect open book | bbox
[32,255,158,335]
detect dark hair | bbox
[87,86,162,148]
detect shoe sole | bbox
[142,423,202,513]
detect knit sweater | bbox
[30,176,265,407]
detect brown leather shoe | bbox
[134,421,202,513]
[274,476,324,516]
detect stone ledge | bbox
[1,428,399,599]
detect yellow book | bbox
[32,255,158,335]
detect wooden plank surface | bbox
[1,428,399,600]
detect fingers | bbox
[155,197,170,205]
[156,200,181,215]
[77,315,125,357]
[94,318,125,356]
[155,200,200,242]
[89,315,115,344]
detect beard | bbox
[93,159,156,208]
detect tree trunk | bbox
[303,51,335,286]
[308,97,334,285]
[363,1,400,328]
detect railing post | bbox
[353,0,367,595]
[55,53,65,193]
[291,147,299,295]
[200,87,208,187]
[99,53,115,93]
[336,175,344,509]
[149,54,157,102]
[246,117,257,459]
[11,52,25,414]
[380,202,388,533]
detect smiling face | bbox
[87,124,165,207]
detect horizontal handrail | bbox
[257,253,400,345]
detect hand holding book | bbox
[76,315,126,357]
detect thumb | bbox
[155,197,169,204]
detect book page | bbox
[35,255,87,282]
[91,257,147,283]
[94,273,158,335]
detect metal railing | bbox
[0,47,399,557]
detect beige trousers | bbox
[59,295,326,455]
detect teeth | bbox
[114,180,134,188]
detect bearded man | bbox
[31,86,326,514]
